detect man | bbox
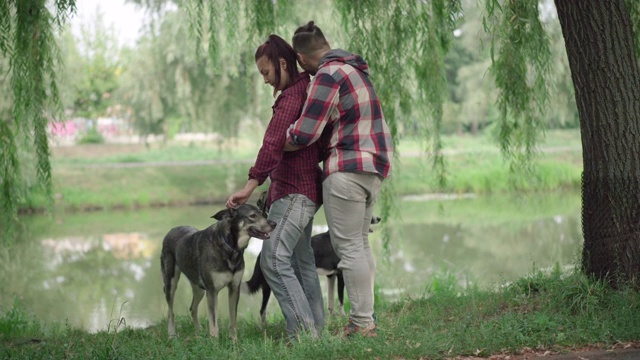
[285,21,393,338]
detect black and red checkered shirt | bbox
[248,72,323,209]
[286,50,393,179]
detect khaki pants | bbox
[323,171,382,328]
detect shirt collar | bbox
[284,72,309,91]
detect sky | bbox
[70,0,146,46]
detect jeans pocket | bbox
[298,196,317,229]
[326,172,355,201]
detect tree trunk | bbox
[555,0,640,285]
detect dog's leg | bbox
[228,286,240,341]
[205,288,220,337]
[337,272,346,316]
[189,283,205,333]
[327,274,336,315]
[260,285,271,328]
[165,270,181,337]
[228,272,243,341]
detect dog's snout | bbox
[267,220,277,229]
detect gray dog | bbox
[160,204,276,339]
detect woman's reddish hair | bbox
[255,34,300,89]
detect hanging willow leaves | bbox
[626,0,640,58]
[1,0,75,240]
[178,0,464,254]
[333,0,461,253]
[0,1,11,54]
[484,0,552,180]
[246,0,274,39]
[185,0,206,60]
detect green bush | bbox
[77,128,105,145]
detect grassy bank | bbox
[23,130,583,212]
[3,268,639,359]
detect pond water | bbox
[0,191,583,333]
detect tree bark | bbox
[555,0,640,285]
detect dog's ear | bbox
[211,207,236,221]
[368,215,381,233]
[256,191,268,214]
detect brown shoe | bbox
[340,320,377,338]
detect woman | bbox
[226,34,324,339]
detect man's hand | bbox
[226,188,252,208]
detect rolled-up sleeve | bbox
[249,94,303,184]
[286,72,339,148]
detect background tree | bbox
[70,9,121,119]
[120,0,344,142]
[117,5,260,143]
[555,0,640,285]
[446,1,497,135]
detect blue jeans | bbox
[260,194,325,337]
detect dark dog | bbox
[160,204,276,338]
[243,215,381,326]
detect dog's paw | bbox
[260,313,267,329]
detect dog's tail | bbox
[160,227,187,287]
[243,252,264,295]
[160,247,175,302]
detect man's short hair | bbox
[292,21,329,55]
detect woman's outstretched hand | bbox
[226,188,252,208]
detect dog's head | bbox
[212,204,276,241]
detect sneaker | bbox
[340,320,377,338]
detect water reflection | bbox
[377,216,582,300]
[0,192,583,332]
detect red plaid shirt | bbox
[286,50,393,179]
[248,72,323,208]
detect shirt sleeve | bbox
[248,94,301,184]
[286,72,340,148]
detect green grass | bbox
[51,142,260,166]
[47,162,254,211]
[394,153,581,196]
[20,130,584,212]
[396,129,583,154]
[2,267,639,359]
